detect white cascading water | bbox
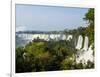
[75,35,83,50]
[17,33,73,41]
[66,35,73,41]
[76,36,94,64]
[76,44,94,64]
[23,52,27,60]
[83,36,89,51]
[17,34,94,64]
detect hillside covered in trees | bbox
[16,8,94,73]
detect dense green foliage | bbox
[16,8,94,73]
[16,40,77,72]
[84,8,94,45]
[83,8,94,26]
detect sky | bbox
[16,4,89,32]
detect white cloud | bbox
[16,26,26,32]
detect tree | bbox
[83,8,94,26]
[83,8,94,45]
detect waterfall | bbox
[23,52,27,60]
[75,36,94,64]
[75,35,83,50]
[83,36,89,51]
[76,44,94,64]
[66,35,73,41]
